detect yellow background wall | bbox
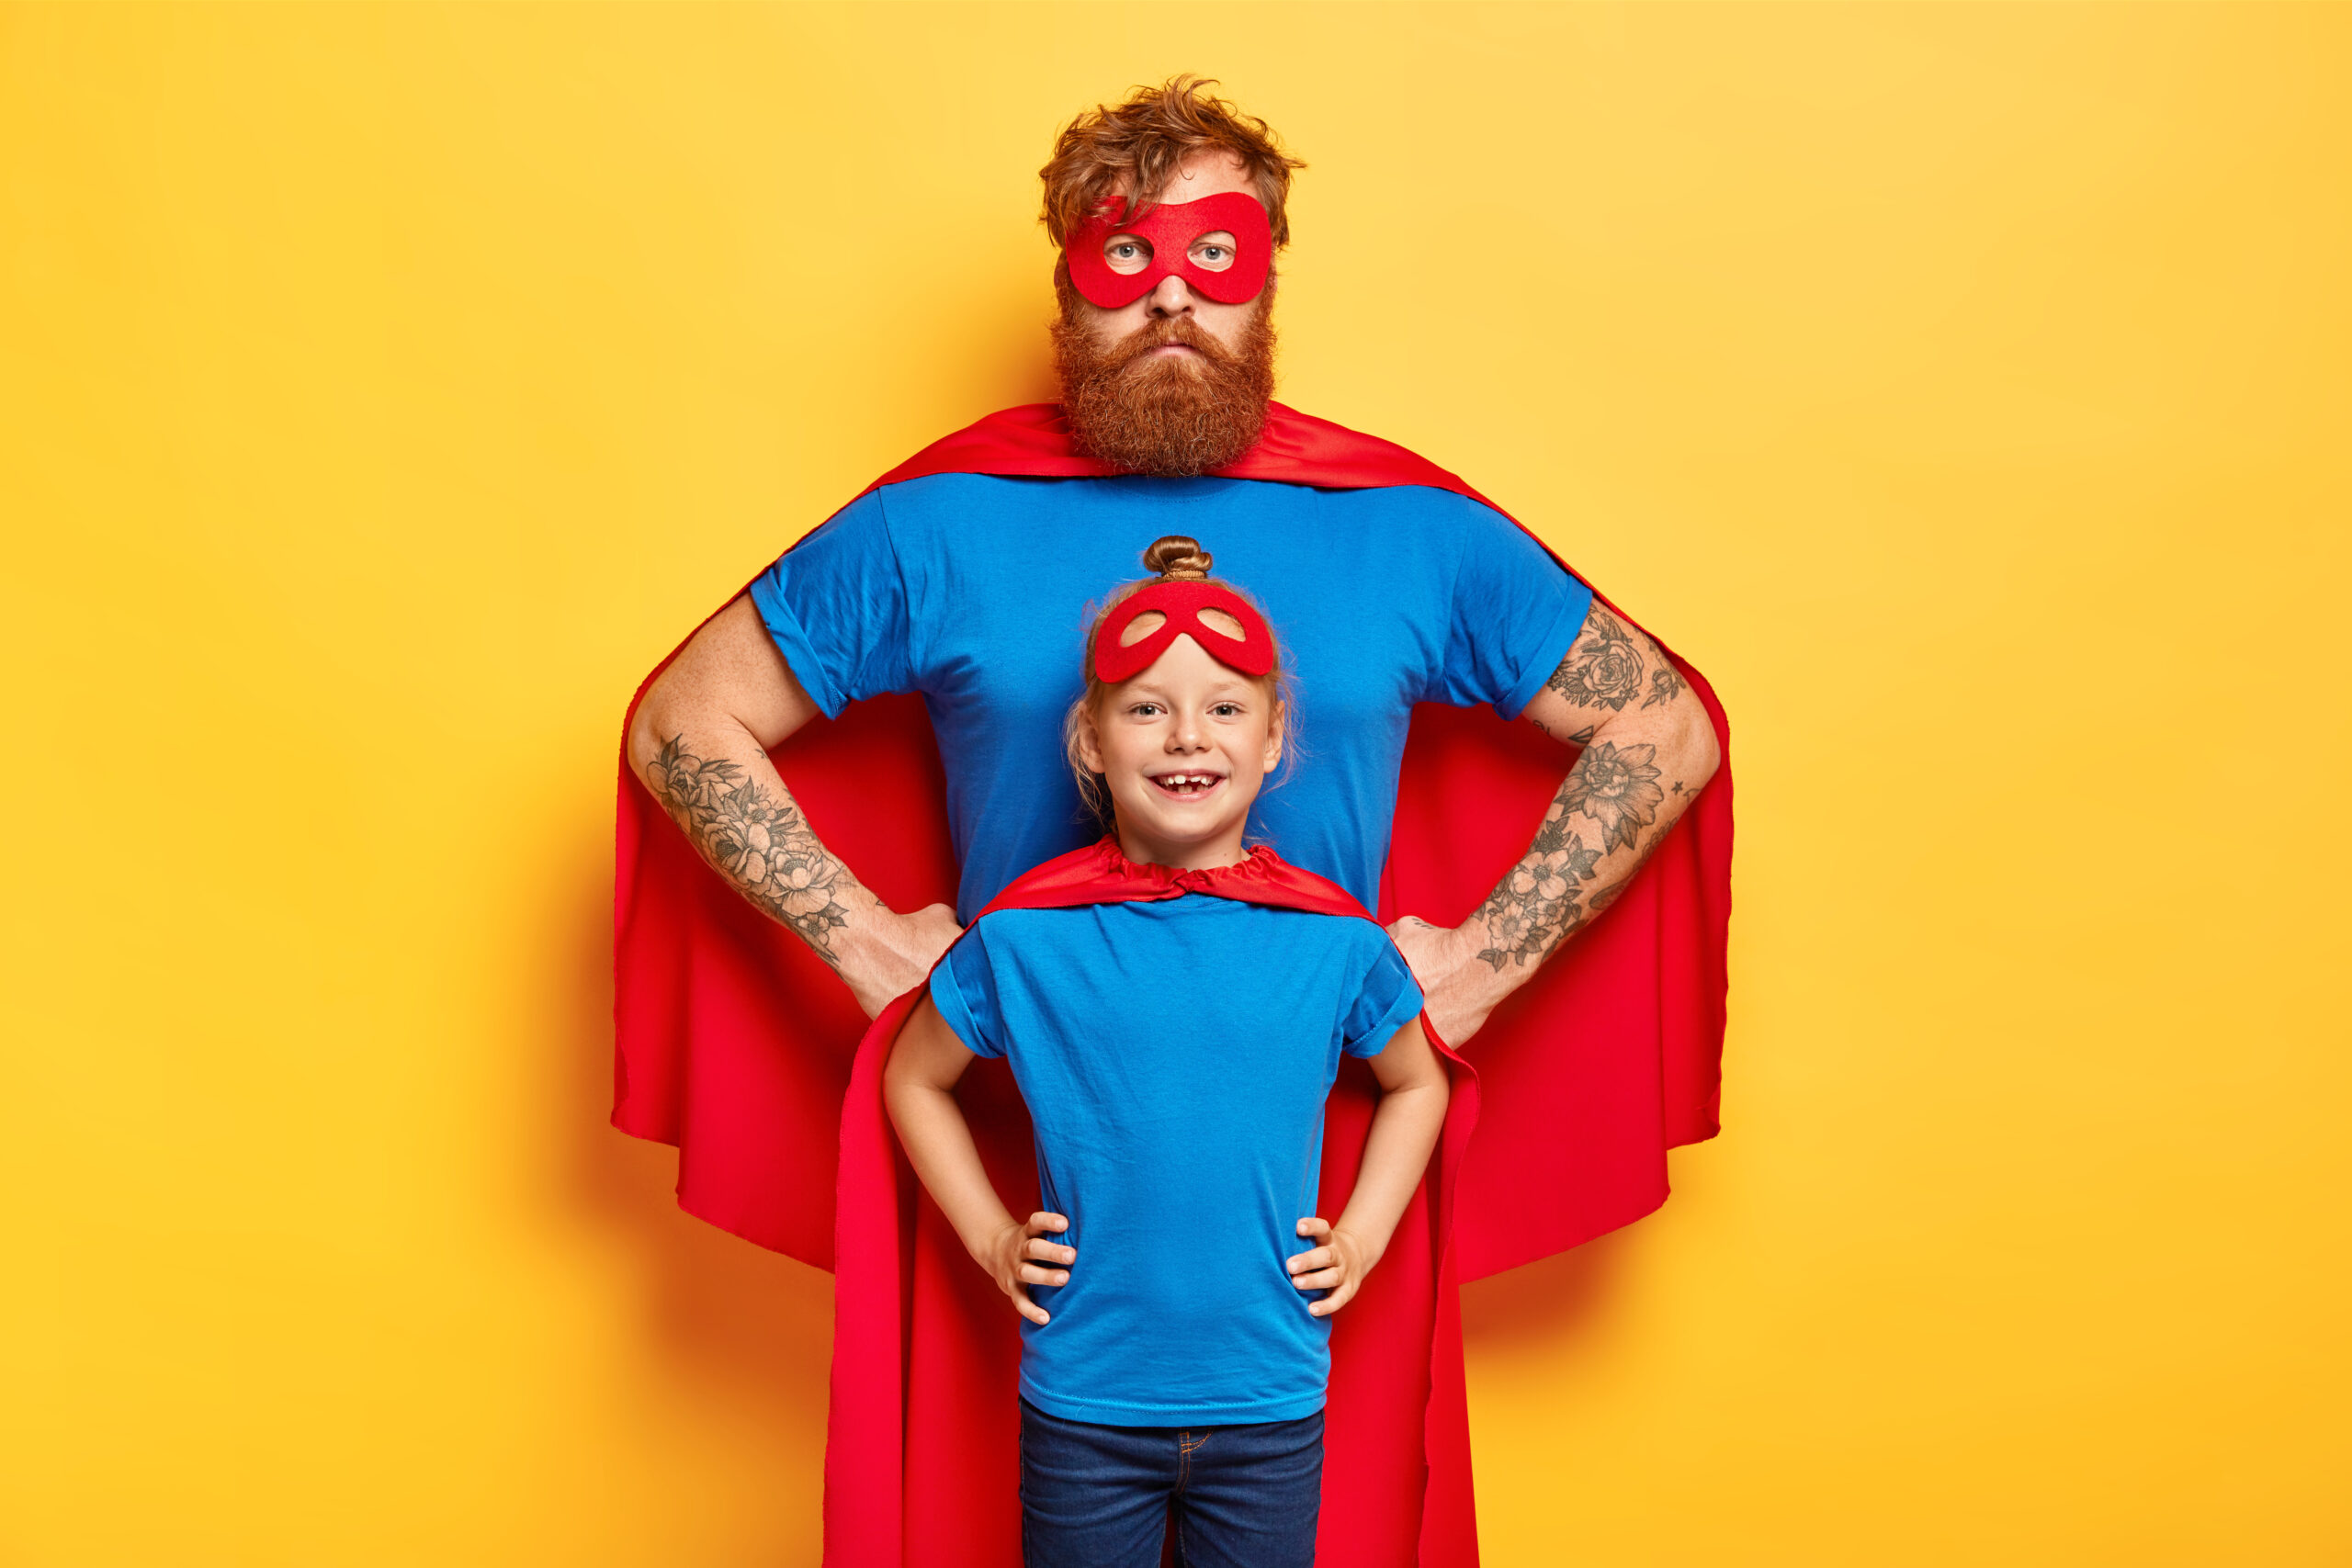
[5,4,2346,1562]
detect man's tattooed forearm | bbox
[1561,739,1666,855]
[1474,795,1603,971]
[1472,666,1702,968]
[646,734,852,962]
[1472,740,1673,971]
[1544,607,1645,711]
[1589,824,1672,919]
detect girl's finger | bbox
[1308,1285,1356,1317]
[1030,1212,1069,1234]
[1295,1217,1331,1240]
[1290,1268,1342,1292]
[1018,1264,1071,1286]
[1024,1238,1077,1264]
[1285,1247,1334,1275]
[1008,1286,1050,1325]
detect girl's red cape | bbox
[611,401,1735,1565]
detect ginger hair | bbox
[1063,536,1294,824]
[1040,75,1306,253]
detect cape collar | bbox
[1096,838,1287,898]
[865,400,1500,507]
[969,835,1375,925]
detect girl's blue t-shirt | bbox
[930,895,1424,1426]
[749,473,1592,919]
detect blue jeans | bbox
[1018,1398,1324,1568]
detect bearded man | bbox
[615,78,1731,1566]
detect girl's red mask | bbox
[1093,580,1276,684]
[1064,190,1272,310]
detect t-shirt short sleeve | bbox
[1431,494,1597,720]
[928,926,1007,1060]
[744,490,915,719]
[1340,935,1426,1059]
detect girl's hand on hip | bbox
[1287,1217,1377,1316]
[986,1212,1074,1325]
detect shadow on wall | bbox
[1460,1223,1638,1354]
[549,840,835,1498]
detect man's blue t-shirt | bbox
[930,894,1424,1425]
[749,474,1593,919]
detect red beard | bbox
[1051,292,1276,477]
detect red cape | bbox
[611,401,1735,1562]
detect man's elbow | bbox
[626,682,679,785]
[1669,695,1722,794]
[627,665,722,789]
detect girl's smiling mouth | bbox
[1148,770,1227,801]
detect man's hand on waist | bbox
[839,899,964,1019]
[1386,915,1514,1046]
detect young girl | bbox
[883,536,1452,1568]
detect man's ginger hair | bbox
[1040,75,1306,252]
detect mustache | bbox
[1100,315,1240,374]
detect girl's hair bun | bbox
[1141,535,1214,581]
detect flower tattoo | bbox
[1562,740,1667,856]
[1474,802,1604,971]
[1544,608,1645,712]
[648,735,851,957]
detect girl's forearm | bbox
[885,1078,1020,1261]
[1331,1077,1450,1263]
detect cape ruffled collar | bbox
[962,835,1375,926]
[1089,835,1290,898]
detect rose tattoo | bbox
[1545,609,1645,711]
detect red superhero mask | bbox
[1093,580,1277,684]
[1064,190,1272,310]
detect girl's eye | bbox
[1211,703,1240,717]
[1130,703,1162,716]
